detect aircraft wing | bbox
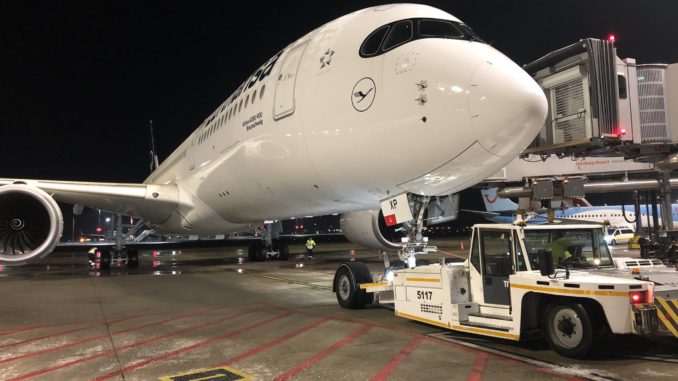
[460,209,500,217]
[0,178,178,223]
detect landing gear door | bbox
[479,229,513,305]
[273,41,308,120]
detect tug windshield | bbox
[523,228,613,269]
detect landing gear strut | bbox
[247,221,289,261]
[396,195,437,268]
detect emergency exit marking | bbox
[159,366,255,381]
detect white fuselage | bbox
[143,4,546,234]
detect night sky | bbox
[2,1,678,236]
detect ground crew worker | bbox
[306,238,316,259]
[549,231,572,264]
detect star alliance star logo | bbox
[320,49,334,69]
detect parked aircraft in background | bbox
[0,4,546,265]
[478,188,678,230]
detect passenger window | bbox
[470,229,481,272]
[618,75,628,99]
[252,90,257,104]
[382,20,413,52]
[419,19,463,39]
[360,25,390,57]
[260,85,266,99]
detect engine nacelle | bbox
[340,210,402,251]
[0,185,63,264]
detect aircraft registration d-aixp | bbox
[0,4,546,265]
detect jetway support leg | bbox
[652,191,660,238]
[661,171,674,231]
[634,191,642,234]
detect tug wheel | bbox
[334,265,372,309]
[543,302,602,358]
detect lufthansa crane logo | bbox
[351,77,376,112]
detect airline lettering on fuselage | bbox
[227,50,284,107]
[243,112,263,131]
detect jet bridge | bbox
[485,38,678,234]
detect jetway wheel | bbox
[126,249,139,268]
[274,242,289,260]
[97,250,111,270]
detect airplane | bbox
[0,4,546,267]
[477,187,678,229]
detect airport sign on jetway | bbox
[381,193,414,226]
[486,154,655,182]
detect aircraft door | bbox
[480,229,513,305]
[273,41,308,120]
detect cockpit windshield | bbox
[360,18,484,58]
[523,228,614,270]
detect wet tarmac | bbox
[0,238,675,380]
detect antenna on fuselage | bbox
[149,120,160,173]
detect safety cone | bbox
[350,249,356,261]
[460,241,465,250]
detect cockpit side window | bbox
[359,18,484,58]
[418,19,463,39]
[360,25,390,57]
[382,20,413,52]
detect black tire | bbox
[542,301,601,358]
[334,265,373,309]
[126,249,139,268]
[247,245,256,261]
[254,243,265,261]
[98,250,111,270]
[278,243,289,260]
[611,239,616,246]
[334,266,361,308]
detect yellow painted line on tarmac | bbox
[159,366,255,381]
[246,273,333,291]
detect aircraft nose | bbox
[468,59,547,157]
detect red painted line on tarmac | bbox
[369,336,424,381]
[0,315,138,350]
[0,304,244,365]
[0,326,42,337]
[92,312,295,381]
[7,307,265,381]
[272,324,373,381]
[466,352,489,381]
[218,318,331,366]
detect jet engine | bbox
[340,210,402,251]
[0,185,63,263]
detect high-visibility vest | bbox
[306,240,316,250]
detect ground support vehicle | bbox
[334,223,678,358]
